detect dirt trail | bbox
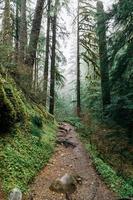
[30,123,117,200]
[0,185,5,200]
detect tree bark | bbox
[3,0,12,45]
[49,14,57,115]
[97,1,111,114]
[25,0,46,87]
[19,0,27,63]
[43,0,51,106]
[77,0,81,117]
[15,0,19,62]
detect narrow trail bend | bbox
[30,123,117,200]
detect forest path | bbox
[29,123,117,200]
[0,185,4,200]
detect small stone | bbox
[9,188,22,200]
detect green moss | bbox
[4,86,26,122]
[0,77,27,133]
[0,75,57,195]
[0,85,16,132]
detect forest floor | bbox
[0,185,4,200]
[29,123,117,200]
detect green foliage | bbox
[0,123,56,193]
[64,116,81,127]
[30,125,42,138]
[79,0,133,132]
[79,0,99,71]
[81,79,102,119]
[55,94,75,121]
[107,40,133,137]
[32,115,43,128]
[0,43,15,70]
[55,68,65,87]
[107,95,133,128]
[86,143,133,198]
[104,0,133,132]
[0,75,57,195]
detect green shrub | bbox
[32,115,43,128]
[31,125,42,139]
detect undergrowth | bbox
[0,76,57,196]
[0,120,56,195]
[86,143,133,198]
[67,116,133,198]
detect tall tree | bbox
[43,0,51,106]
[76,0,81,116]
[15,0,19,61]
[97,1,111,114]
[1,0,13,68]
[19,0,27,63]
[26,0,46,86]
[49,12,57,114]
[2,0,12,45]
[107,0,133,141]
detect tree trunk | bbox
[77,0,81,117]
[33,53,37,92]
[49,14,57,115]
[3,0,12,45]
[15,0,19,62]
[97,1,111,114]
[19,0,27,63]
[43,0,51,106]
[25,0,45,87]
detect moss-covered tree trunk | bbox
[97,1,111,114]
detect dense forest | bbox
[0,0,133,199]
